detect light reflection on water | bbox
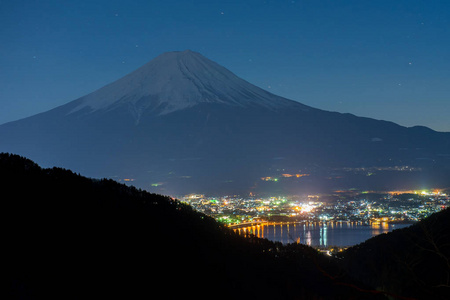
[235,222,411,247]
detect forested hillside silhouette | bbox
[3,153,380,300]
[340,205,450,300]
[5,153,448,299]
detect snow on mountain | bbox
[2,50,449,195]
[69,50,306,121]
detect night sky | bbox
[1,0,449,131]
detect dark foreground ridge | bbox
[340,203,450,299]
[3,153,449,299]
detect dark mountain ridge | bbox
[4,153,450,299]
[340,207,450,300]
[3,153,379,299]
[1,50,449,195]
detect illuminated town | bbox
[181,189,449,229]
[180,189,449,250]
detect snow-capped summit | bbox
[69,50,304,120]
[1,50,449,196]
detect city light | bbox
[181,190,449,227]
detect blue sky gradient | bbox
[1,0,449,131]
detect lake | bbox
[234,222,412,247]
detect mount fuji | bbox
[1,50,449,196]
[69,50,303,119]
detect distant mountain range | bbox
[1,50,449,196]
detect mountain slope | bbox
[0,50,449,195]
[56,50,307,121]
[3,153,381,300]
[340,207,450,299]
